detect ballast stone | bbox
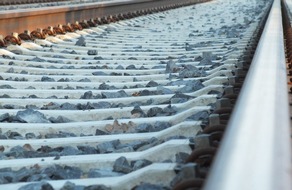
[15,109,50,123]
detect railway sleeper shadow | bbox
[170,2,273,189]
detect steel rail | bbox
[0,0,207,37]
[203,0,292,189]
[0,0,67,5]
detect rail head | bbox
[203,0,292,189]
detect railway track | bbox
[0,0,291,189]
[0,0,67,5]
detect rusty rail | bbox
[0,0,208,37]
[0,0,68,5]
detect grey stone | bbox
[79,78,91,82]
[27,174,50,182]
[136,123,153,133]
[131,84,145,88]
[97,140,120,153]
[15,109,50,123]
[0,172,15,184]
[54,155,60,160]
[41,76,55,82]
[187,110,209,121]
[111,72,122,76]
[46,95,57,99]
[58,78,70,82]
[50,165,83,180]
[170,92,195,104]
[15,167,36,182]
[114,146,134,153]
[92,102,111,109]
[94,56,104,60]
[101,90,129,99]
[92,71,108,76]
[88,169,123,178]
[207,90,222,96]
[45,131,76,138]
[178,65,206,78]
[0,85,14,89]
[165,60,177,73]
[30,57,46,62]
[26,105,39,109]
[162,105,177,116]
[128,57,138,60]
[147,107,163,117]
[130,101,143,107]
[77,145,97,154]
[113,156,132,174]
[131,106,146,117]
[76,102,94,110]
[60,181,76,190]
[53,55,66,59]
[60,103,77,110]
[95,129,108,136]
[178,80,204,93]
[139,90,155,96]
[157,86,173,95]
[3,104,23,109]
[98,83,116,90]
[49,116,72,123]
[45,133,62,139]
[126,65,136,69]
[153,121,171,131]
[19,182,54,190]
[122,140,148,151]
[6,131,22,139]
[75,36,86,46]
[137,141,159,151]
[146,80,158,87]
[199,57,213,65]
[84,185,111,190]
[37,145,52,153]
[0,113,10,122]
[0,134,8,139]
[61,146,82,156]
[59,131,76,137]
[26,86,36,89]
[226,29,240,38]
[81,91,93,99]
[116,65,124,70]
[25,133,36,139]
[88,50,98,55]
[132,159,152,171]
[41,102,60,110]
[0,168,11,172]
[171,92,194,101]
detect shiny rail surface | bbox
[204,0,292,189]
[0,0,291,189]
